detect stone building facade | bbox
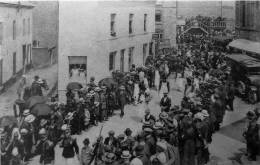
[58,1,155,102]
[0,2,33,88]
[235,1,260,42]
[155,0,177,48]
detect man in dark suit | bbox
[104,130,118,152]
[160,92,171,112]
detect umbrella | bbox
[26,96,47,109]
[98,77,118,89]
[67,82,83,91]
[30,103,52,117]
[0,116,18,128]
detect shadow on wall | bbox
[32,47,57,68]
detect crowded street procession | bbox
[1,1,260,165]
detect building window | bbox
[68,56,87,80]
[23,19,26,36]
[120,49,125,72]
[28,18,30,35]
[128,47,134,70]
[13,20,16,40]
[143,43,147,65]
[241,1,246,27]
[13,52,16,75]
[155,11,162,22]
[110,14,116,37]
[129,14,134,34]
[149,42,153,55]
[109,51,116,71]
[0,22,3,45]
[144,14,147,32]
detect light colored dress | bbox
[159,82,168,99]
[71,68,79,80]
[154,70,160,90]
[133,83,140,104]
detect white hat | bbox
[130,158,143,165]
[24,114,36,123]
[11,147,19,156]
[20,129,28,134]
[201,110,209,117]
[39,128,47,135]
[23,109,30,116]
[194,113,205,121]
[61,124,69,131]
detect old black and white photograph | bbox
[0,0,260,165]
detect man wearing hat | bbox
[119,150,132,165]
[60,129,80,164]
[31,75,43,96]
[102,152,117,165]
[210,92,224,131]
[160,92,171,112]
[33,128,55,165]
[243,111,259,161]
[124,128,135,153]
[118,85,127,118]
[1,129,9,165]
[88,76,97,91]
[131,145,149,165]
[100,86,108,121]
[104,130,118,153]
[94,87,102,123]
[142,108,156,127]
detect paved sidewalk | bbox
[0,64,57,117]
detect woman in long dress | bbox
[133,81,140,105]
[154,69,160,92]
[17,75,27,99]
[159,76,169,99]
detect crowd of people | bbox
[1,31,260,165]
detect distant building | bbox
[177,0,235,31]
[155,0,177,49]
[58,1,155,102]
[235,1,260,41]
[0,2,33,89]
[30,1,59,67]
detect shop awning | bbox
[228,39,260,55]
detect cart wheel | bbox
[248,90,258,104]
[237,81,246,96]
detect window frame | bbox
[129,14,134,34]
[110,13,116,37]
[109,51,116,71]
[13,20,16,40]
[144,14,147,32]
[23,18,26,36]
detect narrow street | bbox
[0,64,57,118]
[27,74,258,165]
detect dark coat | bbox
[35,140,55,164]
[160,97,171,112]
[60,137,79,158]
[31,81,43,96]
